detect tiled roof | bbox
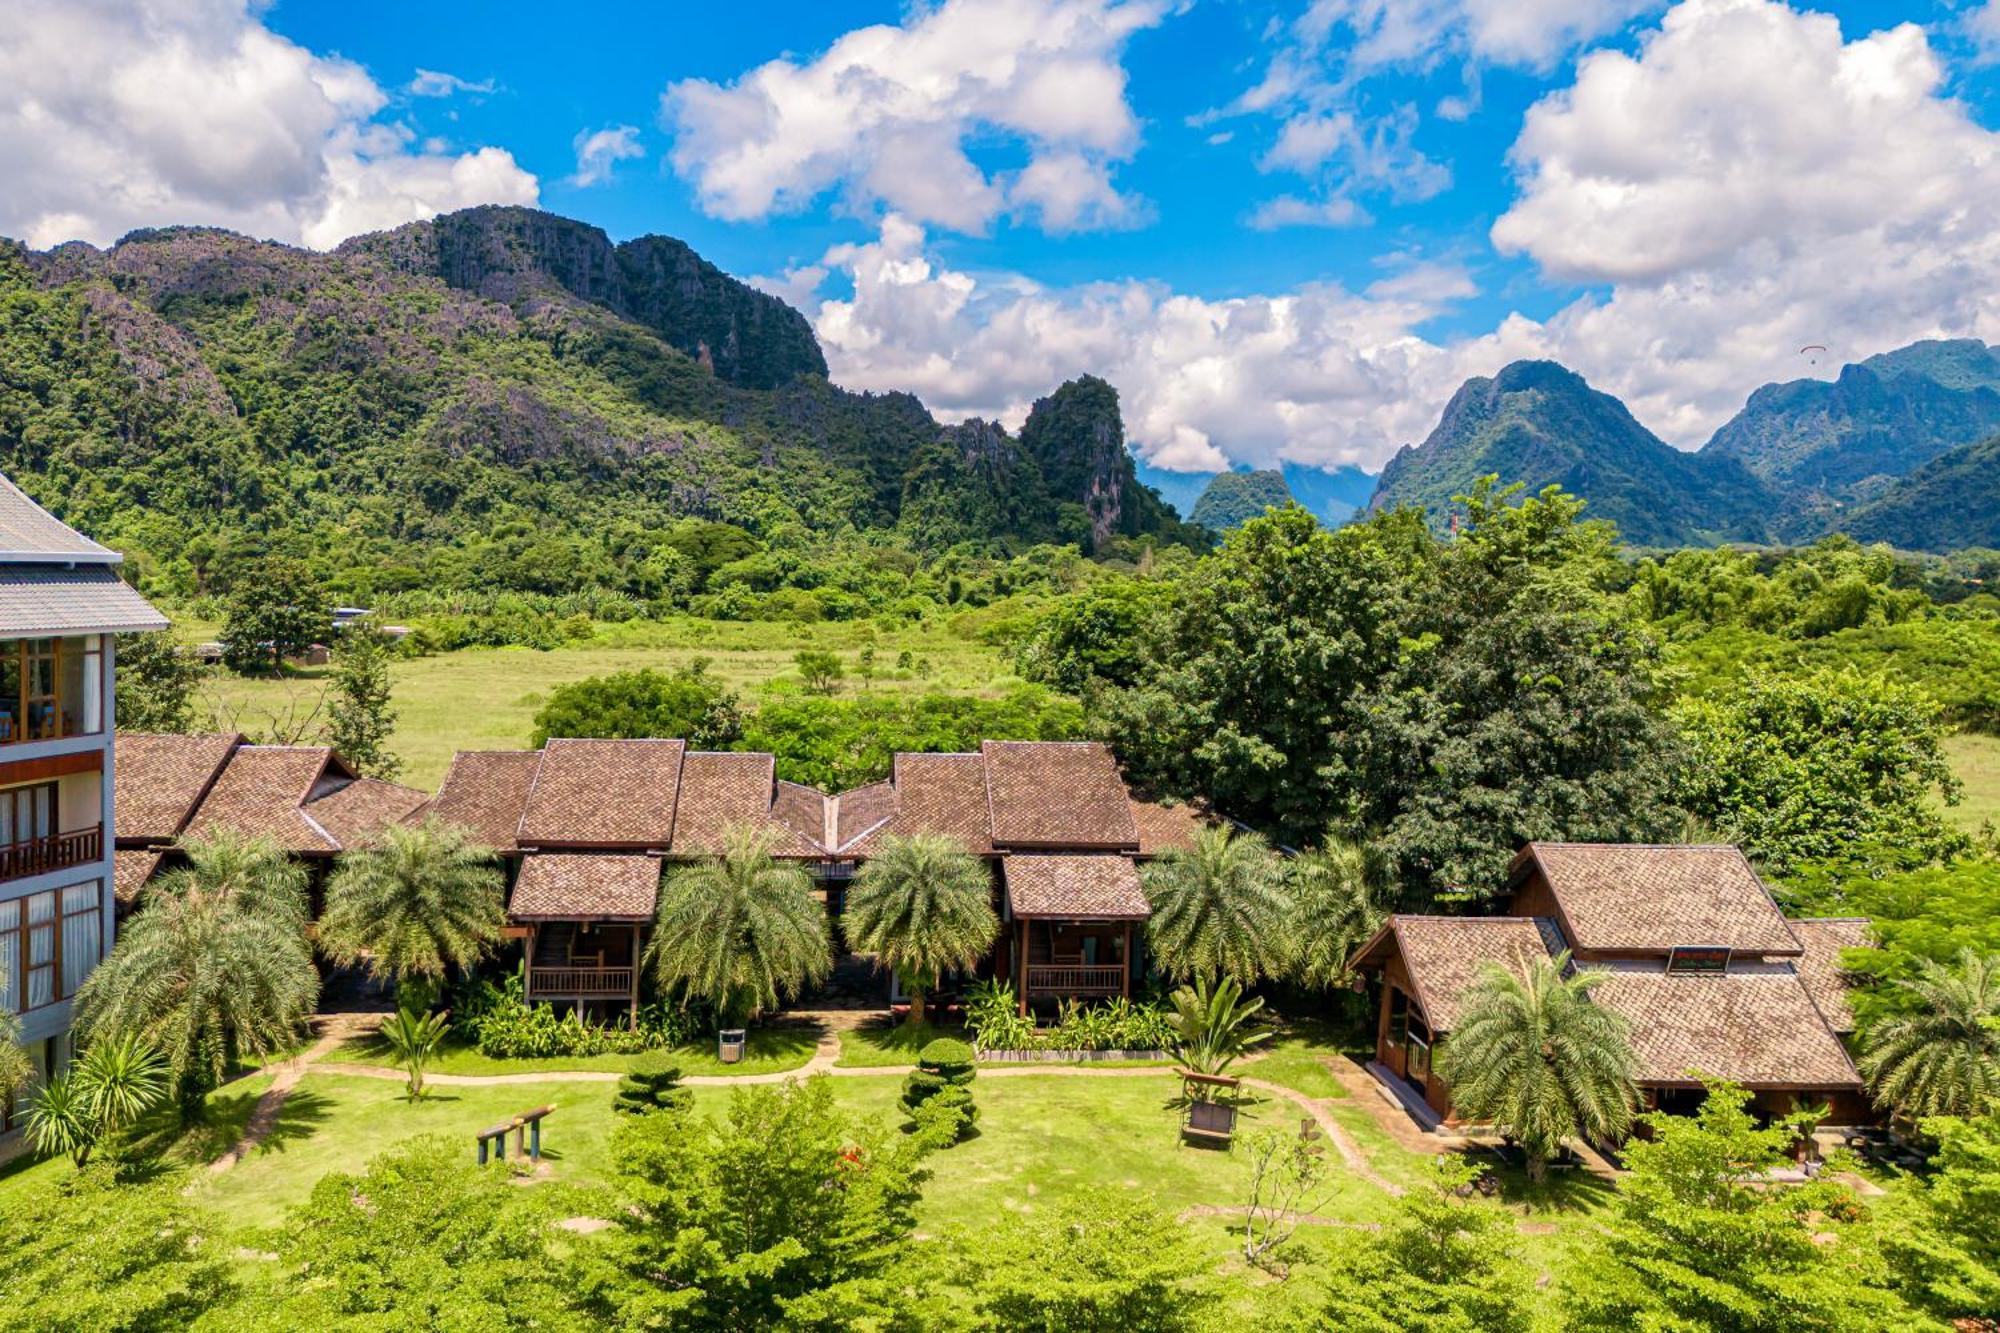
[1790,918,1874,1034]
[0,473,119,562]
[1591,971,1862,1089]
[114,732,241,843]
[510,853,660,921]
[0,565,166,633]
[1376,915,1554,1032]
[772,780,832,853]
[424,750,541,851]
[1129,795,1212,856]
[983,741,1138,849]
[518,738,684,847]
[1521,843,1803,957]
[829,780,894,852]
[852,753,992,856]
[113,849,163,905]
[183,745,349,853]
[671,751,821,857]
[1004,855,1148,919]
[304,778,430,850]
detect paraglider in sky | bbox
[1800,343,1827,367]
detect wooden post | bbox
[522,925,535,1005]
[1016,918,1029,1016]
[513,1117,526,1159]
[1121,923,1132,1000]
[629,924,641,1031]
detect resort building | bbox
[1349,843,1874,1130]
[0,476,165,1121]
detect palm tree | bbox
[0,1012,30,1107]
[75,1034,168,1139]
[1434,952,1638,1180]
[1860,949,2000,1119]
[25,1074,94,1166]
[1170,977,1271,1084]
[646,823,832,1027]
[845,834,997,1025]
[319,819,506,982]
[1143,827,1290,986]
[378,1007,451,1101]
[1285,836,1395,990]
[76,833,318,1123]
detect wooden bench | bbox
[1177,1070,1243,1145]
[476,1104,555,1165]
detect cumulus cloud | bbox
[662,0,1165,234]
[407,68,495,98]
[569,125,645,188]
[0,0,537,250]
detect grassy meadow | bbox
[1944,731,2000,835]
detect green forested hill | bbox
[1190,469,1291,530]
[0,208,1198,601]
[1842,431,2000,551]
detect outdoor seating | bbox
[475,1104,555,1165]
[1177,1069,1243,1146]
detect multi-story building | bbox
[0,476,164,1114]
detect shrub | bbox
[964,983,1175,1053]
[903,1037,978,1142]
[614,1054,691,1115]
[463,976,695,1059]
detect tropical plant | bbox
[75,831,317,1121]
[1285,835,1395,990]
[1142,826,1290,985]
[949,1195,1218,1332]
[378,1007,452,1102]
[963,979,1037,1051]
[1860,948,2000,1119]
[0,1011,31,1105]
[319,818,507,982]
[74,1034,168,1138]
[1168,976,1271,1087]
[844,833,997,1025]
[1241,1124,1337,1272]
[1433,952,1638,1180]
[24,1073,95,1166]
[645,823,831,1026]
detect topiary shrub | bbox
[902,1037,978,1142]
[614,1053,691,1115]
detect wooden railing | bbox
[1025,964,1126,995]
[528,966,634,999]
[0,826,101,884]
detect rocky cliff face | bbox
[1018,375,1173,552]
[341,206,827,390]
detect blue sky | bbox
[7,1,2000,473]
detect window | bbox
[23,639,58,740]
[0,783,55,847]
[0,637,100,743]
[24,891,53,1009]
[1667,945,1732,974]
[1389,986,1409,1045]
[0,881,102,1013]
[59,884,100,997]
[0,898,15,1015]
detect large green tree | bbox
[220,556,327,675]
[1860,949,2000,1120]
[739,687,1082,791]
[1432,952,1637,1180]
[1141,827,1290,986]
[646,824,831,1025]
[531,662,744,749]
[112,631,205,733]
[844,834,997,1025]
[1879,1110,2000,1324]
[75,831,317,1119]
[318,819,506,983]
[326,626,400,779]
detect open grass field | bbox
[188,616,1015,789]
[1945,731,2000,835]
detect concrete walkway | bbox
[208,1012,382,1175]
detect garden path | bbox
[208,1012,383,1175]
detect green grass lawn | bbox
[193,617,1013,788]
[329,1024,820,1078]
[1945,731,2000,835]
[1242,1020,1352,1100]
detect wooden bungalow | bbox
[1349,843,1874,1131]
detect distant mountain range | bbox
[1134,458,1377,529]
[1367,340,2000,552]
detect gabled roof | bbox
[509,853,660,921]
[849,752,992,856]
[423,750,541,851]
[1516,843,1803,957]
[1004,855,1148,920]
[670,751,822,857]
[304,778,430,850]
[1591,971,1863,1090]
[113,849,163,906]
[1789,918,1874,1034]
[114,732,242,843]
[0,565,167,634]
[1351,915,1553,1032]
[773,780,833,853]
[183,745,353,854]
[828,780,894,853]
[0,473,120,563]
[983,741,1138,849]
[517,738,684,847]
[1129,795,1213,856]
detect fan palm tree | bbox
[1285,836,1395,990]
[1143,827,1290,986]
[1860,949,2000,1119]
[845,834,997,1025]
[319,819,506,982]
[1434,952,1638,1180]
[76,833,318,1123]
[646,823,832,1027]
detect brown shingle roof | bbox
[517,738,684,848]
[509,853,660,921]
[1004,855,1147,919]
[829,780,894,853]
[1591,971,1862,1089]
[114,732,241,843]
[983,741,1138,849]
[425,750,540,851]
[1371,915,1554,1032]
[305,778,430,850]
[113,849,162,905]
[1522,843,1803,957]
[851,753,992,856]
[772,780,832,854]
[671,752,821,857]
[1129,795,1213,856]
[1790,918,1874,1034]
[183,745,350,853]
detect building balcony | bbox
[526,965,635,1000]
[0,825,102,886]
[1024,963,1127,998]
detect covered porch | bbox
[507,852,660,1027]
[999,854,1149,1015]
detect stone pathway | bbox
[208,1012,382,1175]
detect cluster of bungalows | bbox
[1350,843,1874,1128]
[117,734,1212,1019]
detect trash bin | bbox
[718,1028,747,1064]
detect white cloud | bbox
[1248,194,1369,229]
[662,0,1166,235]
[569,125,645,188]
[407,69,495,98]
[0,0,537,250]
[1963,0,2000,62]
